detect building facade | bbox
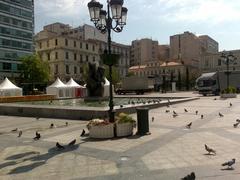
[35,23,130,82]
[170,31,218,68]
[201,50,240,73]
[130,38,160,66]
[35,23,99,83]
[0,0,34,79]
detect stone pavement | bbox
[1,93,240,179]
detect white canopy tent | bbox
[103,77,110,97]
[66,78,85,98]
[0,78,22,96]
[46,78,69,98]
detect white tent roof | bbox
[104,77,110,86]
[0,78,21,90]
[48,78,66,88]
[66,78,83,87]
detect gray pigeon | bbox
[236,119,240,123]
[219,112,224,117]
[186,122,192,129]
[68,139,76,146]
[151,117,154,122]
[205,144,216,155]
[233,122,240,128]
[184,108,188,112]
[18,131,22,137]
[222,159,236,169]
[80,129,86,137]
[230,102,232,107]
[195,111,198,115]
[201,115,204,119]
[33,131,41,140]
[181,172,195,180]
[173,111,177,115]
[56,142,65,150]
[11,128,18,132]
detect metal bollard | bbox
[136,107,150,135]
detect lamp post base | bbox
[109,109,116,123]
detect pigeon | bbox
[236,119,240,123]
[152,117,154,122]
[173,111,177,115]
[184,108,188,112]
[219,113,224,117]
[173,114,178,118]
[233,122,239,128]
[80,129,86,137]
[65,122,68,126]
[33,131,41,140]
[56,142,65,150]
[18,131,22,137]
[165,110,170,113]
[36,117,40,120]
[201,115,204,119]
[68,139,76,146]
[181,172,196,180]
[205,144,216,155]
[195,111,198,115]
[186,122,192,129]
[50,123,55,128]
[214,98,217,100]
[120,105,123,108]
[222,159,236,169]
[230,102,232,107]
[11,128,18,132]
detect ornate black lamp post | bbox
[87,0,128,122]
[220,51,237,89]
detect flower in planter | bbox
[115,113,136,126]
[87,119,111,130]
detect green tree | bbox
[185,67,190,91]
[104,65,120,85]
[19,54,50,85]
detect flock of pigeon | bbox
[11,119,86,151]
[155,99,237,179]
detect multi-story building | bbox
[98,41,130,78]
[0,0,34,79]
[35,23,99,83]
[170,31,218,67]
[130,38,159,66]
[201,50,240,73]
[35,23,130,82]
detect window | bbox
[55,39,58,46]
[55,52,58,59]
[55,64,58,74]
[74,41,76,47]
[92,45,95,51]
[74,53,77,61]
[65,52,69,59]
[47,53,50,61]
[80,67,83,73]
[218,59,222,66]
[39,42,42,49]
[93,56,95,62]
[65,39,68,46]
[47,40,49,47]
[86,55,89,62]
[3,62,11,70]
[66,65,69,74]
[74,66,77,74]
[86,43,88,50]
[80,42,82,48]
[80,54,83,63]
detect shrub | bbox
[223,86,237,94]
[115,113,136,124]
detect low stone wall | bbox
[0,97,199,120]
[0,95,56,103]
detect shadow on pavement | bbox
[1,144,79,175]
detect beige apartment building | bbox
[130,38,164,66]
[201,50,240,73]
[170,31,218,67]
[35,23,130,82]
[35,23,100,83]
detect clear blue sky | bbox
[35,0,240,51]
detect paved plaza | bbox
[1,93,240,179]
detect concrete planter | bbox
[220,93,237,98]
[89,124,114,139]
[116,122,134,137]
